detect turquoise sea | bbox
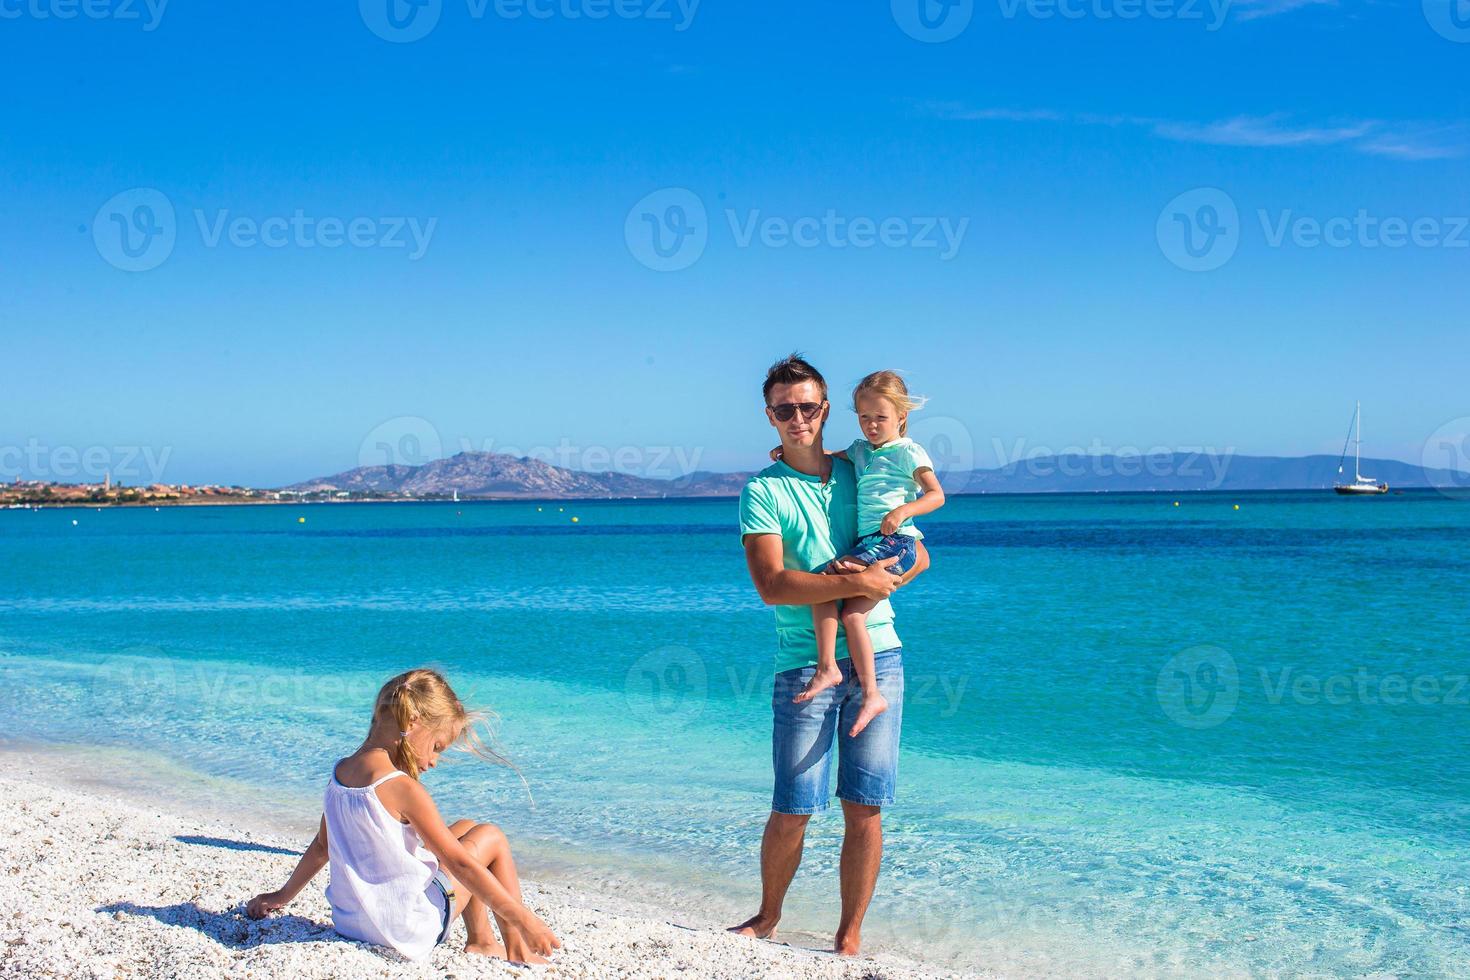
[3,492,1468,977]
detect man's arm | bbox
[743,533,901,606]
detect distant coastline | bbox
[5,486,1460,512]
[4,448,1465,509]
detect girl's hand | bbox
[246,890,288,919]
[513,907,562,956]
[880,509,906,536]
[769,446,783,462]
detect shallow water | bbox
[3,492,1467,977]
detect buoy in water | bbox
[298,516,306,523]
[1173,501,1179,507]
[71,519,78,526]
[1233,504,1240,510]
[571,516,579,523]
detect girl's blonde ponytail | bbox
[387,681,422,779]
[372,668,514,782]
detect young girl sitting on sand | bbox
[775,370,945,736]
[246,668,560,963]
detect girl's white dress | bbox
[322,769,446,960]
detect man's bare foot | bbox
[834,928,862,956]
[465,939,508,958]
[793,663,843,704]
[847,689,888,737]
[727,913,779,941]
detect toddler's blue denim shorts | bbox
[837,532,918,576]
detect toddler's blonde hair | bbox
[853,370,925,436]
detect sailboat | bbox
[1333,401,1388,495]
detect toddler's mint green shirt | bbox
[739,457,901,674]
[848,437,935,538]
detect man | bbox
[730,353,928,957]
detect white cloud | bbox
[932,104,1466,160]
[1150,114,1373,148]
[1229,0,1339,21]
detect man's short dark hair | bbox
[762,352,828,405]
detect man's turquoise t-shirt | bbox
[739,457,901,674]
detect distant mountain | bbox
[283,451,1465,499]
[283,452,749,499]
[940,453,1464,495]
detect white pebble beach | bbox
[0,765,987,980]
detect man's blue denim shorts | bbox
[770,647,904,814]
[837,532,918,576]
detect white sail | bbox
[1333,401,1387,494]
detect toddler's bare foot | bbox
[794,663,843,703]
[848,689,888,737]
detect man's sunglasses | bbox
[769,401,826,422]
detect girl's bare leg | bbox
[795,600,844,702]
[839,596,887,737]
[448,819,546,963]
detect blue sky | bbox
[2,0,1467,486]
